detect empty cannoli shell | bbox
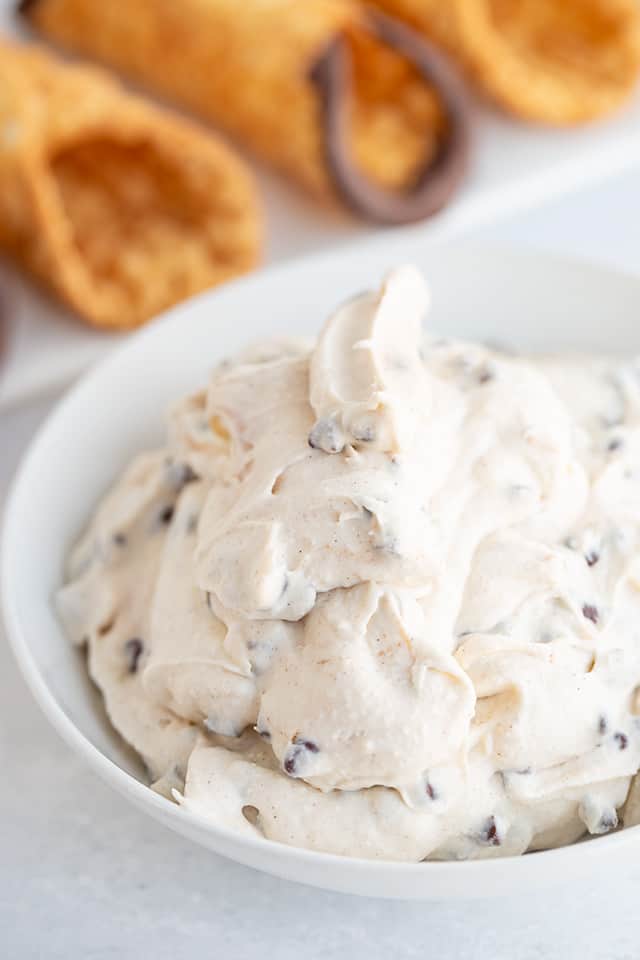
[0,39,261,329]
[370,0,640,124]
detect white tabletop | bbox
[3,174,640,958]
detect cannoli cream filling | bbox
[58,266,640,860]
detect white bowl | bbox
[5,240,640,900]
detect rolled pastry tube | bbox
[0,39,261,329]
[370,0,640,123]
[20,0,472,224]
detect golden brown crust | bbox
[21,0,461,205]
[0,39,261,329]
[371,0,640,123]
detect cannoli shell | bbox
[371,0,640,123]
[21,0,472,223]
[0,40,261,329]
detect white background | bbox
[4,1,640,954]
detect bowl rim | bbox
[5,241,640,892]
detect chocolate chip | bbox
[308,418,344,454]
[477,368,494,385]
[113,532,127,547]
[124,637,144,674]
[283,748,302,776]
[179,463,200,485]
[353,424,377,443]
[97,617,116,637]
[597,810,618,834]
[598,715,608,735]
[479,816,501,846]
[283,737,320,776]
[159,505,174,525]
[425,780,437,801]
[255,727,271,741]
[614,731,629,750]
[168,462,200,490]
[585,550,600,567]
[582,603,599,625]
[608,437,623,453]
